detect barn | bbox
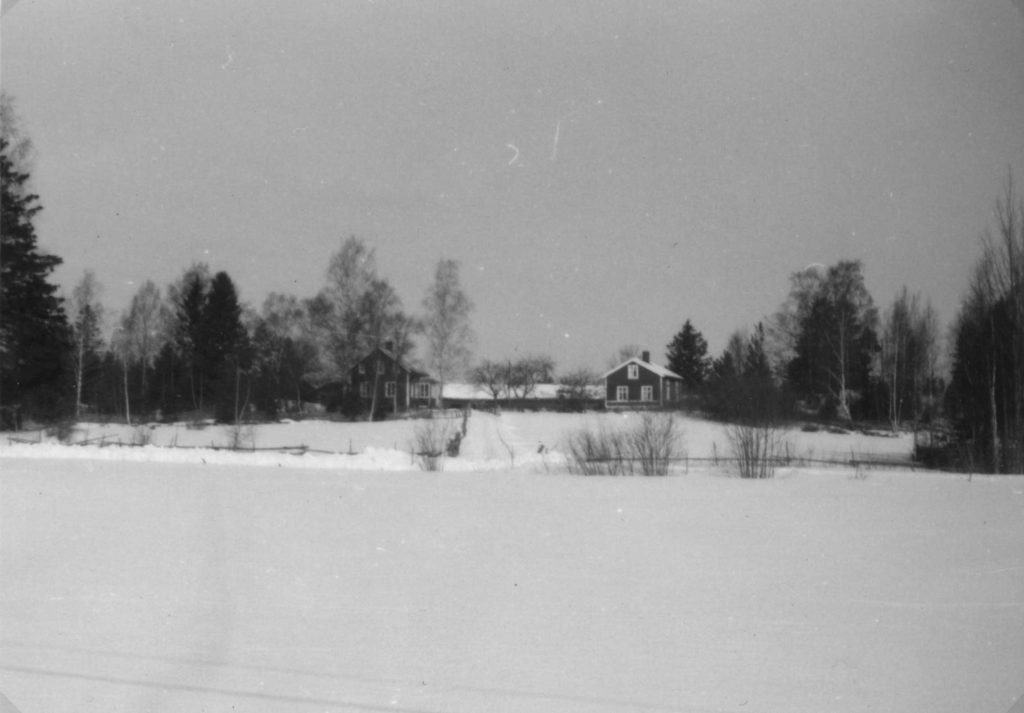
[602,351,683,409]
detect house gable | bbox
[348,346,437,413]
[603,357,683,408]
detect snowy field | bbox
[0,411,916,472]
[2,413,1023,712]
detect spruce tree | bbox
[665,319,709,390]
[0,135,70,422]
[200,271,249,421]
[169,264,210,411]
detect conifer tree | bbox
[168,264,211,411]
[665,319,709,389]
[0,102,70,422]
[200,271,249,421]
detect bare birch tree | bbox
[123,280,165,403]
[949,171,1024,472]
[311,236,378,383]
[422,259,474,407]
[69,270,104,418]
[880,287,938,429]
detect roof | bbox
[352,346,431,380]
[441,382,571,400]
[601,357,683,381]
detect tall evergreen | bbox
[0,135,70,422]
[665,319,709,389]
[170,265,211,411]
[200,271,249,421]
[199,272,246,378]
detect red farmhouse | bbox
[349,344,438,415]
[602,350,683,409]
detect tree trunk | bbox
[74,337,84,419]
[123,356,131,425]
[140,363,148,411]
[368,364,380,421]
[836,315,851,421]
[990,355,1000,474]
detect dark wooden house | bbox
[349,345,438,416]
[602,351,683,409]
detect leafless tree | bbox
[312,236,379,382]
[471,359,507,405]
[724,329,749,376]
[879,287,939,429]
[122,280,165,400]
[311,236,412,418]
[994,171,1024,469]
[359,277,407,420]
[68,270,104,418]
[422,259,474,407]
[959,170,1024,471]
[110,322,132,424]
[606,344,641,370]
[557,367,599,402]
[507,354,554,399]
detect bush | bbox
[727,421,783,479]
[630,413,682,475]
[131,424,153,446]
[228,422,256,450]
[413,417,453,471]
[46,420,75,444]
[566,413,682,476]
[566,424,631,475]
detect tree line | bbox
[660,174,1022,474]
[662,260,939,429]
[1,96,476,426]
[3,94,1023,471]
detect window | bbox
[641,385,653,402]
[385,381,397,398]
[616,385,629,401]
[358,363,365,375]
[359,382,369,398]
[415,382,431,399]
[627,364,639,379]
[376,360,385,375]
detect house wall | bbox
[605,364,663,405]
[350,352,433,414]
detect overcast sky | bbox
[3,1,1023,372]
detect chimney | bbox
[641,350,650,363]
[384,340,394,353]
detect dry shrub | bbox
[413,417,452,471]
[567,413,682,476]
[131,424,153,446]
[228,422,256,451]
[630,413,682,476]
[727,421,782,479]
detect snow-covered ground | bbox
[2,413,1022,712]
[0,411,914,473]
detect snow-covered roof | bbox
[441,382,598,400]
[601,357,683,381]
[353,346,431,380]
